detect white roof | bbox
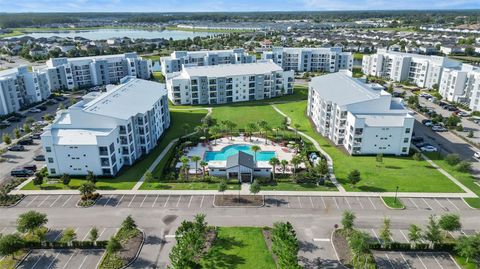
[0,68,18,78]
[52,128,114,145]
[354,114,411,127]
[82,78,167,120]
[181,61,282,78]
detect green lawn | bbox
[140,181,240,190]
[23,109,207,191]
[260,181,337,191]
[353,53,364,61]
[454,254,478,269]
[201,227,276,269]
[274,101,466,193]
[211,103,285,129]
[381,197,405,209]
[0,250,27,269]
[463,198,480,209]
[152,71,165,83]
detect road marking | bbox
[163,195,170,207]
[83,228,92,241]
[435,198,447,211]
[127,194,136,207]
[309,197,314,208]
[37,195,50,207]
[30,251,47,269]
[356,197,364,209]
[46,252,60,269]
[371,229,381,244]
[416,254,428,269]
[78,254,89,269]
[400,253,411,269]
[188,196,193,208]
[286,196,290,208]
[298,197,302,208]
[176,196,182,207]
[140,195,148,207]
[53,228,64,241]
[152,194,159,208]
[200,195,205,208]
[115,195,125,208]
[321,197,327,209]
[447,198,460,211]
[399,230,409,242]
[333,197,339,209]
[62,250,78,269]
[104,195,113,207]
[25,195,39,207]
[312,238,330,242]
[49,195,62,207]
[164,234,176,238]
[344,197,352,209]
[409,198,420,209]
[368,197,377,210]
[61,195,73,207]
[384,253,395,269]
[422,198,432,209]
[432,254,444,269]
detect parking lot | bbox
[17,249,104,269]
[13,194,475,212]
[372,251,460,269]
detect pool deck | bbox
[180,136,300,174]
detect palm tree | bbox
[190,156,201,176]
[182,123,190,136]
[280,160,288,174]
[251,145,261,162]
[179,156,190,181]
[257,120,269,142]
[246,122,258,141]
[209,126,221,145]
[269,157,280,180]
[200,161,208,180]
[225,121,237,139]
[262,125,271,145]
[290,156,301,176]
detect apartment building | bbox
[262,47,353,73]
[37,53,152,91]
[307,71,414,156]
[439,64,480,111]
[166,61,294,105]
[362,49,461,89]
[160,48,256,76]
[41,77,170,176]
[0,66,51,115]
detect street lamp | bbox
[394,186,399,204]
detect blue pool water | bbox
[204,144,276,162]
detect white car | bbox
[474,152,480,159]
[29,108,41,113]
[421,145,438,152]
[457,111,469,117]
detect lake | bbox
[9,29,222,40]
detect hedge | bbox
[24,240,108,249]
[369,242,455,252]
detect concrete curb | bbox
[14,249,32,269]
[380,196,405,210]
[461,197,479,210]
[330,229,341,264]
[120,229,145,269]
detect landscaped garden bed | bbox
[0,177,26,207]
[214,195,264,207]
[381,196,405,209]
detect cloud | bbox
[302,0,480,10]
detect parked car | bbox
[415,142,429,148]
[411,136,424,144]
[29,108,41,113]
[447,106,458,111]
[421,119,432,124]
[1,120,11,126]
[9,117,21,122]
[33,155,45,161]
[10,168,34,177]
[30,133,41,139]
[46,99,58,105]
[457,111,470,117]
[8,145,25,151]
[23,165,37,172]
[17,138,34,145]
[424,121,434,127]
[421,145,438,152]
[474,152,480,159]
[432,125,448,132]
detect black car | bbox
[411,136,424,143]
[18,138,34,145]
[9,117,21,122]
[33,155,45,161]
[421,119,432,124]
[30,133,41,139]
[11,168,34,177]
[38,105,48,111]
[447,106,458,111]
[414,142,430,148]
[8,145,25,151]
[23,165,37,172]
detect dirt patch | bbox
[118,231,143,266]
[332,229,352,268]
[214,195,264,207]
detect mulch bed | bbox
[262,228,279,265]
[214,195,264,207]
[332,229,353,268]
[203,228,217,253]
[118,231,143,265]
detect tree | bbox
[106,236,122,254]
[209,126,221,145]
[290,156,302,176]
[58,102,65,110]
[86,170,97,184]
[144,171,154,183]
[182,123,190,136]
[60,228,76,245]
[2,133,11,145]
[424,215,442,248]
[250,181,261,195]
[179,156,190,181]
[89,226,99,244]
[17,210,48,236]
[280,160,289,174]
[251,145,261,162]
[455,235,480,264]
[445,154,461,166]
[347,169,361,186]
[0,234,24,259]
[200,161,208,180]
[379,217,392,246]
[122,215,137,231]
[218,179,227,195]
[455,161,471,173]
[316,159,330,185]
[190,155,201,176]
[61,173,70,186]
[272,222,300,268]
[78,182,96,200]
[348,231,371,267]
[269,157,280,180]
[23,123,31,134]
[407,224,422,248]
[13,128,21,139]
[33,173,44,187]
[467,130,474,138]
[341,210,356,231]
[439,214,461,237]
[246,122,258,141]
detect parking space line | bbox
[368,197,377,210]
[356,197,364,209]
[0,227,7,233]
[104,195,113,207]
[61,196,73,207]
[416,254,428,269]
[98,228,106,238]
[62,250,78,269]
[49,195,62,207]
[31,251,47,269]
[200,195,205,208]
[286,196,290,208]
[309,197,314,208]
[25,195,39,207]
[422,198,432,209]
[140,195,148,207]
[435,199,447,211]
[399,230,409,242]
[152,194,159,208]
[115,195,125,208]
[333,197,339,209]
[447,198,460,211]
[38,195,50,207]
[78,254,89,269]
[432,254,444,269]
[188,196,193,208]
[53,228,64,241]
[127,194,136,207]
[409,198,420,209]
[321,197,326,209]
[371,229,381,243]
[163,195,170,207]
[46,252,60,269]
[83,228,92,241]
[384,253,395,269]
[344,197,352,209]
[176,196,182,207]
[298,197,302,208]
[400,253,411,269]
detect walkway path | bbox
[271,104,346,193]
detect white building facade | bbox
[262,47,353,73]
[37,53,152,91]
[439,64,480,111]
[166,61,294,105]
[362,49,461,89]
[307,71,414,156]
[160,48,256,76]
[41,77,170,176]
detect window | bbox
[99,146,108,156]
[405,128,411,134]
[46,147,51,153]
[48,158,54,163]
[402,147,408,153]
[50,168,56,174]
[403,138,409,143]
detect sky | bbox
[0,0,480,13]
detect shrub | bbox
[445,154,461,166]
[455,161,472,173]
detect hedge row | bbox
[24,240,108,249]
[369,242,455,252]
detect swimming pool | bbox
[204,144,276,162]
